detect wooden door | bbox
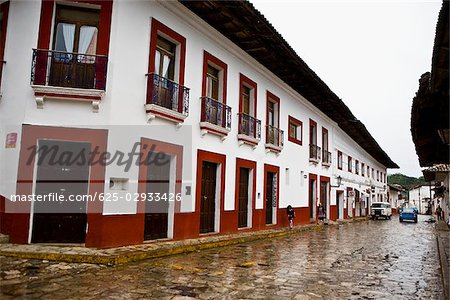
[31,140,90,243]
[238,168,249,228]
[200,161,217,233]
[266,172,274,224]
[144,155,171,240]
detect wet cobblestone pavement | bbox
[0,215,444,299]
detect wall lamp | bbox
[331,175,342,188]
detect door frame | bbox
[336,190,344,220]
[319,176,330,221]
[235,158,256,229]
[195,150,226,234]
[263,164,279,225]
[309,173,317,222]
[137,138,183,241]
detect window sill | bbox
[31,85,104,112]
[309,157,320,164]
[322,162,331,167]
[145,104,187,126]
[200,122,230,139]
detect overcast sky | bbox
[250,0,442,177]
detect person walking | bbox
[318,203,325,224]
[287,205,295,229]
[436,205,443,221]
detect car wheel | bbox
[399,218,403,222]
[388,215,391,220]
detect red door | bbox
[238,168,249,228]
[200,161,217,233]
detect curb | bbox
[0,218,367,266]
[436,234,449,300]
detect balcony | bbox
[322,149,332,166]
[200,97,231,138]
[30,49,108,112]
[309,144,321,163]
[237,113,261,147]
[145,73,189,125]
[265,125,284,153]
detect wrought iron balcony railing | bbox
[31,49,108,90]
[266,125,284,147]
[238,113,261,140]
[309,144,321,161]
[200,97,231,130]
[322,149,332,165]
[146,73,189,116]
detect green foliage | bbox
[387,173,427,190]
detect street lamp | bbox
[331,175,342,188]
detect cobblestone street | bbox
[0,216,444,299]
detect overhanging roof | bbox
[180,0,398,168]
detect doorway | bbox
[144,153,172,241]
[309,174,317,222]
[320,181,328,219]
[238,167,250,228]
[31,140,90,243]
[200,161,217,233]
[265,170,277,225]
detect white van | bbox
[370,202,392,220]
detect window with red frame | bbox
[367,165,370,178]
[361,163,365,176]
[239,74,257,116]
[377,170,379,181]
[348,156,352,172]
[288,116,302,145]
[202,51,227,102]
[337,151,343,170]
[355,160,359,175]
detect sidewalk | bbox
[435,220,449,300]
[0,217,367,266]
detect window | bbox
[265,91,282,148]
[377,170,380,181]
[149,18,186,86]
[310,119,317,146]
[238,74,260,141]
[355,160,359,175]
[288,116,302,145]
[202,51,227,102]
[348,156,352,172]
[337,151,343,170]
[322,128,330,164]
[367,165,370,178]
[362,163,365,176]
[239,74,257,116]
[372,168,375,179]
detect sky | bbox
[250,0,442,177]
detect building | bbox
[408,185,434,214]
[0,0,398,248]
[411,1,449,222]
[387,184,405,213]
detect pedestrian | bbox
[436,205,442,221]
[318,203,325,224]
[287,205,295,229]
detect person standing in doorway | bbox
[318,203,325,224]
[436,205,443,221]
[287,205,295,229]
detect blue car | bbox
[399,208,418,223]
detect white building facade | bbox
[0,0,397,248]
[408,185,434,214]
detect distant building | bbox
[387,184,405,213]
[409,185,434,214]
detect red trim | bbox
[361,162,365,176]
[348,156,352,172]
[34,92,102,101]
[288,116,302,145]
[263,164,279,225]
[233,158,256,231]
[148,18,186,86]
[309,119,317,145]
[337,150,343,170]
[195,150,226,234]
[266,90,280,128]
[355,159,359,175]
[11,125,107,246]
[322,127,328,152]
[239,73,257,115]
[0,1,9,90]
[201,51,227,103]
[309,173,317,223]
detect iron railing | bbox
[146,73,189,116]
[309,144,321,160]
[322,149,332,164]
[31,49,108,90]
[266,125,284,147]
[238,113,261,140]
[200,97,231,130]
